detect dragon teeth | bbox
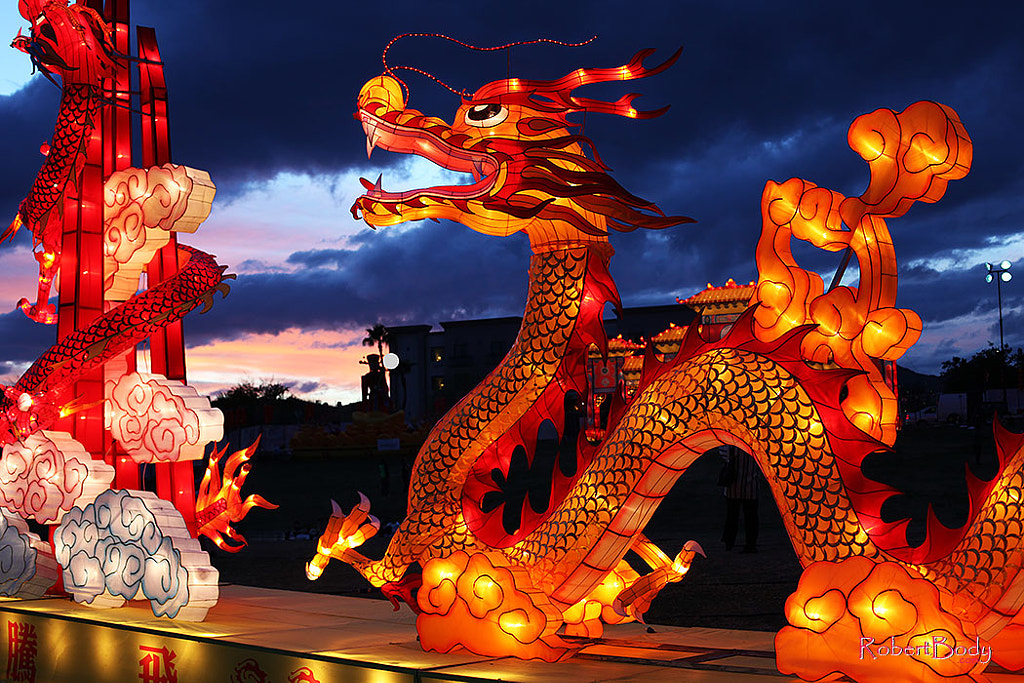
[362,119,382,160]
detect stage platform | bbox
[0,585,1019,682]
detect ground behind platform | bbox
[209,422,1000,633]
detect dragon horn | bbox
[330,498,343,516]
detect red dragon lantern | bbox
[0,0,274,621]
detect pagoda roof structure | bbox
[677,278,757,315]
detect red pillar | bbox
[137,26,197,534]
[101,0,140,490]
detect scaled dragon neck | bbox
[357,242,618,586]
[414,242,610,494]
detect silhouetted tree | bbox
[363,323,390,358]
[215,380,289,405]
[941,345,1024,392]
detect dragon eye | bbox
[464,103,508,128]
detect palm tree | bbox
[362,323,392,409]
[362,323,390,358]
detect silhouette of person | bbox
[379,459,390,496]
[401,457,411,493]
[720,446,759,552]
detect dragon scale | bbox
[18,83,99,233]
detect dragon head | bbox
[350,43,693,251]
[13,0,115,85]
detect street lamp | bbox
[986,260,1012,349]
[985,260,1012,407]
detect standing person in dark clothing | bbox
[378,459,390,497]
[401,457,411,491]
[720,446,760,552]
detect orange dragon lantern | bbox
[0,0,273,620]
[309,34,1024,676]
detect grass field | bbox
[211,421,1003,632]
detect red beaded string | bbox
[381,33,598,100]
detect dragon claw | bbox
[671,540,704,575]
[682,540,706,558]
[308,494,381,581]
[195,437,277,552]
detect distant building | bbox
[387,304,700,424]
[386,317,522,423]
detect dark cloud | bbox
[0,78,61,214]
[24,0,1004,200]
[185,221,530,344]
[285,249,352,270]
[898,263,991,325]
[2,0,1021,383]
[0,308,62,372]
[289,380,324,395]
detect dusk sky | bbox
[0,2,1021,405]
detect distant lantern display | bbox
[307,34,1023,676]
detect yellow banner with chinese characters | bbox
[0,605,415,683]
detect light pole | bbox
[986,260,1012,408]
